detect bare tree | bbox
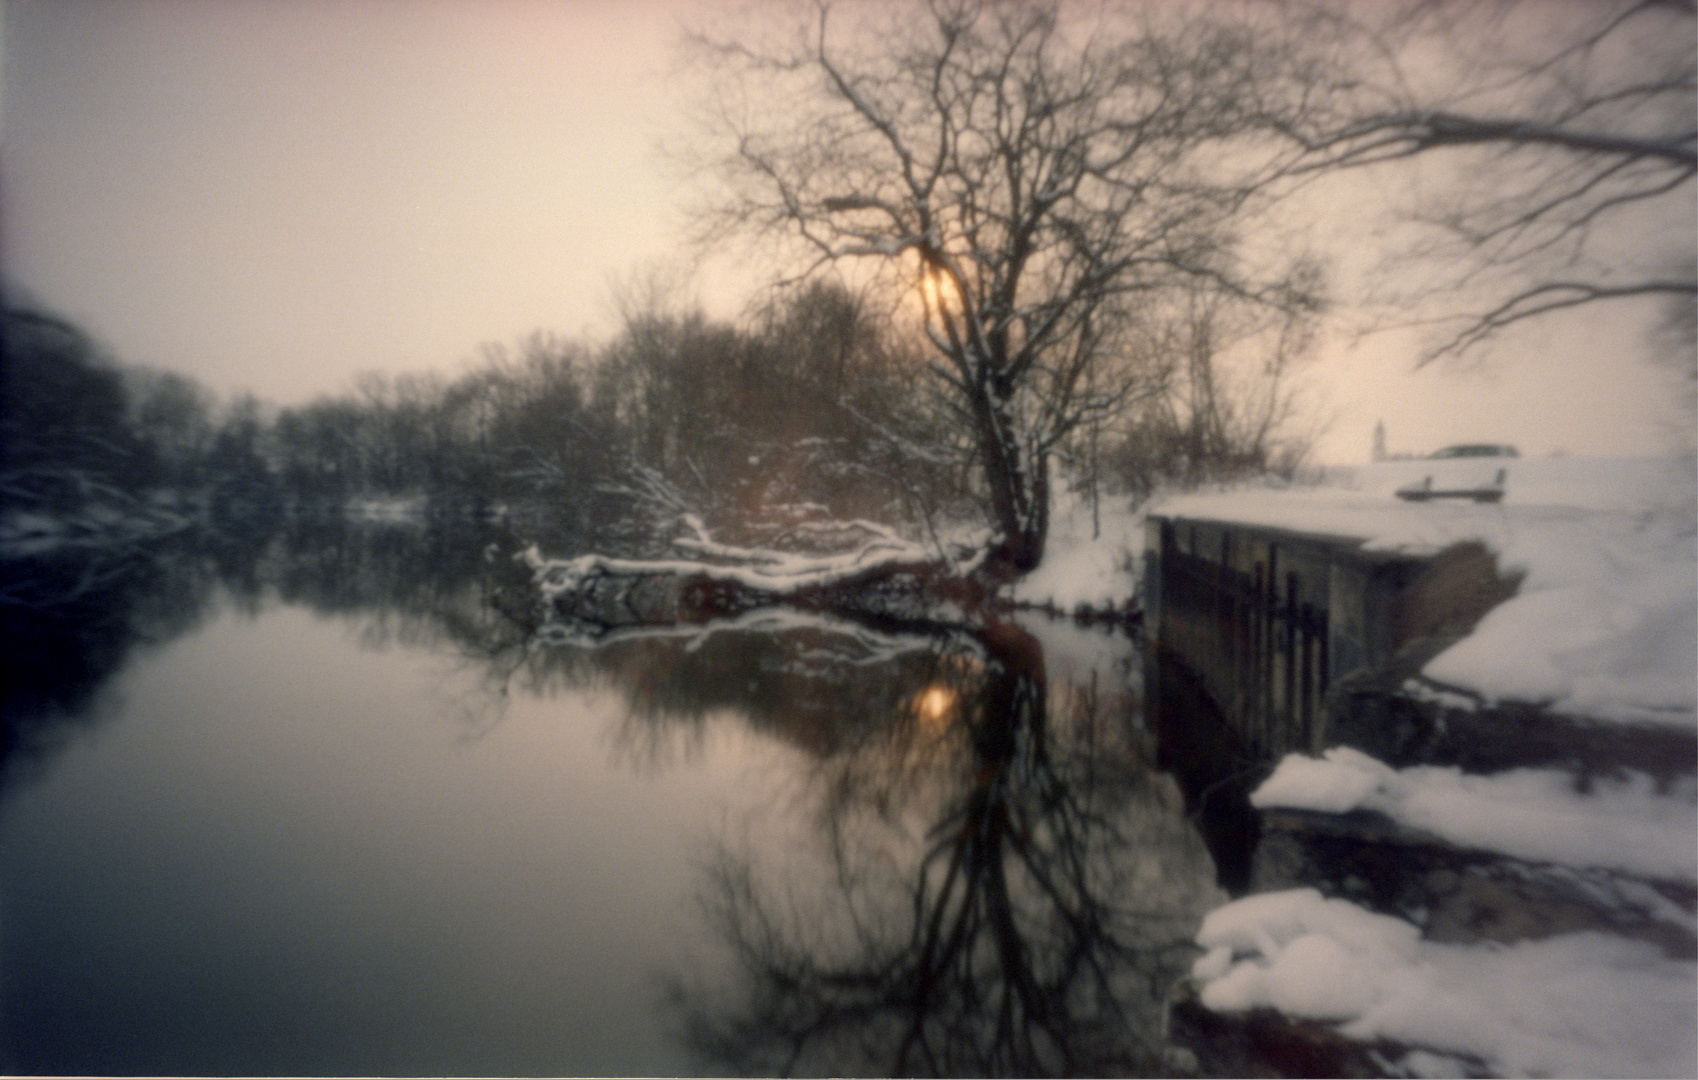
[1112,278,1317,497]
[688,0,1321,573]
[1288,0,1696,364]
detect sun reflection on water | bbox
[915,684,956,728]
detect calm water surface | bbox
[0,520,1225,1076]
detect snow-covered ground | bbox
[1196,748,1698,1078]
[1161,455,1695,536]
[1151,456,1697,727]
[1008,481,1143,613]
[1252,746,1696,884]
[1014,456,1695,723]
[1155,457,1698,1078]
[1192,887,1696,1078]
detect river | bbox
[0,517,1226,1076]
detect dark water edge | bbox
[0,511,542,782]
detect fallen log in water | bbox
[525,537,998,631]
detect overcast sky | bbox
[3,0,1689,464]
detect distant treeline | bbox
[2,281,1305,544]
[263,282,974,535]
[1,286,960,539]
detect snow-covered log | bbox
[524,523,997,631]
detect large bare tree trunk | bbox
[971,383,1048,575]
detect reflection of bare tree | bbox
[669,618,1221,1078]
[0,518,554,786]
[0,538,226,789]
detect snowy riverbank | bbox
[1007,482,1144,615]
[1186,738,1698,1077]
[1012,456,1696,727]
[1150,455,1696,726]
[1143,455,1697,1078]
[1191,885,1696,1078]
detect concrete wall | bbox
[1144,515,1515,764]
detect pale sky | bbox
[3,0,713,396]
[3,0,1691,465]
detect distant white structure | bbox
[1372,421,1386,463]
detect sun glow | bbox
[916,684,956,728]
[919,265,959,314]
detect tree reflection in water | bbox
[631,615,1225,1078]
[4,520,1226,1077]
[0,516,546,791]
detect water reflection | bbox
[633,616,1223,1077]
[0,540,216,785]
[2,519,1225,1076]
[513,609,1224,1076]
[0,516,542,790]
